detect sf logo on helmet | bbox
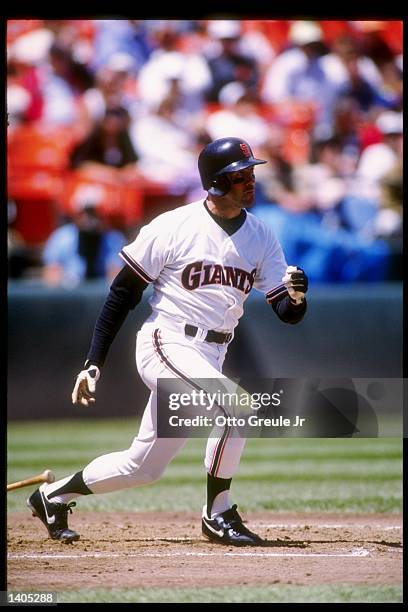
[240,143,251,157]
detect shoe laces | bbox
[55,501,76,513]
[222,504,243,526]
[222,504,256,536]
[53,501,76,529]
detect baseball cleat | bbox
[27,485,80,544]
[202,504,264,546]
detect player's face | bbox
[228,167,256,207]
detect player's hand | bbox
[72,365,100,406]
[282,266,308,305]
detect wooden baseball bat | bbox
[7,469,55,492]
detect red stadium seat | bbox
[7,19,44,45]
[271,100,316,130]
[60,168,143,225]
[8,123,79,173]
[7,123,82,201]
[7,123,82,243]
[266,100,317,164]
[261,20,291,53]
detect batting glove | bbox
[282,266,308,305]
[72,364,100,406]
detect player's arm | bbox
[257,224,308,325]
[271,293,307,324]
[271,266,308,325]
[72,265,148,406]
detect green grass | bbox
[28,585,402,603]
[7,419,402,514]
[7,419,403,604]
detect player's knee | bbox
[124,455,165,485]
[134,464,165,484]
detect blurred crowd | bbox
[7,18,403,285]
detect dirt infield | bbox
[7,512,402,591]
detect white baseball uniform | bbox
[45,200,289,505]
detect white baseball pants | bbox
[81,316,246,494]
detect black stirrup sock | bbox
[206,473,232,517]
[47,471,93,499]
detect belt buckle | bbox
[185,324,208,342]
[196,327,208,341]
[185,324,197,338]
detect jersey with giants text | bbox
[119,200,288,332]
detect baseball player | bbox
[27,137,308,545]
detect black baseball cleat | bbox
[202,504,264,546]
[27,485,80,544]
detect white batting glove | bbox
[72,364,100,406]
[282,265,308,305]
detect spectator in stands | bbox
[352,21,403,112]
[331,95,362,153]
[254,124,311,213]
[239,20,277,81]
[261,21,337,133]
[375,156,403,280]
[81,54,141,125]
[293,134,380,239]
[204,20,259,103]
[7,61,34,129]
[356,111,403,203]
[377,161,403,239]
[8,200,38,279]
[136,23,211,115]
[7,19,402,284]
[69,105,139,172]
[38,41,92,126]
[7,27,53,126]
[42,196,127,288]
[356,111,403,245]
[129,93,199,190]
[252,129,395,282]
[252,197,392,282]
[291,136,349,223]
[321,34,400,114]
[91,19,153,75]
[203,83,269,147]
[7,27,93,133]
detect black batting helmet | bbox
[198,137,267,196]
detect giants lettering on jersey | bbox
[181,261,257,295]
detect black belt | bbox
[185,324,232,344]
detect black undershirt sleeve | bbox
[271,294,307,324]
[85,265,148,368]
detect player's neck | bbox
[205,198,243,220]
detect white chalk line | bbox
[251,524,402,530]
[8,549,370,560]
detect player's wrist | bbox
[288,296,305,307]
[84,360,101,370]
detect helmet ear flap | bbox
[208,174,231,196]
